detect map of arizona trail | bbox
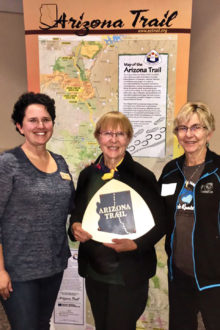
[38,34,177,329]
[39,34,177,187]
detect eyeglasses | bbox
[175,125,207,134]
[99,131,127,139]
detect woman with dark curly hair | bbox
[0,92,75,330]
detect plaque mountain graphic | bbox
[96,191,136,234]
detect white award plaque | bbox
[82,179,155,243]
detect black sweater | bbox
[159,149,220,290]
[69,152,166,287]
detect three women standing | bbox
[2,96,218,330]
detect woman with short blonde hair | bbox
[159,101,220,330]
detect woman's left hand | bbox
[104,239,137,253]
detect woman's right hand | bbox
[0,270,13,300]
[71,222,92,242]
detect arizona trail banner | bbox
[22,1,192,329]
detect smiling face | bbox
[16,103,54,148]
[97,125,131,168]
[176,113,213,159]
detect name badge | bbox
[161,183,177,196]
[60,172,71,181]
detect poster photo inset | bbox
[82,179,155,243]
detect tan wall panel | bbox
[0,12,26,152]
[188,0,220,153]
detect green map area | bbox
[39,35,120,183]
